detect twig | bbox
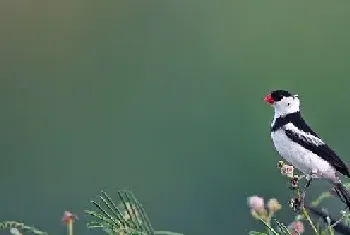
[296,188,319,235]
[306,206,350,235]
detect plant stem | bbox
[302,207,319,235]
[68,220,73,235]
[266,212,274,235]
[297,189,319,235]
[266,211,272,225]
[154,231,184,235]
[259,219,279,235]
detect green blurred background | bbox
[1,1,350,235]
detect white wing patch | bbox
[284,123,325,146]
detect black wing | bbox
[272,112,319,136]
[284,125,350,177]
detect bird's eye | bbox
[287,103,290,106]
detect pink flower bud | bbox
[62,211,78,225]
[247,196,264,212]
[289,220,304,235]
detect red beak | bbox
[264,94,274,104]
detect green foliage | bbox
[274,220,292,235]
[247,161,350,235]
[0,221,48,235]
[0,189,183,235]
[85,190,155,235]
[258,219,279,235]
[85,190,184,235]
[249,232,268,235]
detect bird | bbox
[264,89,350,207]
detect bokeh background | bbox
[1,1,350,235]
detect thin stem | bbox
[266,211,274,225]
[154,231,184,235]
[259,219,279,235]
[297,189,319,235]
[303,207,319,235]
[266,211,274,235]
[68,220,73,235]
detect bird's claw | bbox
[296,173,316,194]
[303,177,313,193]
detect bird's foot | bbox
[289,191,305,212]
[288,174,311,190]
[302,175,313,194]
[298,171,317,193]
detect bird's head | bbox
[264,90,300,117]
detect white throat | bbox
[273,104,300,119]
[271,96,300,126]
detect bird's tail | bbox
[334,183,350,209]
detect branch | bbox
[306,205,350,235]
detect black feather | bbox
[334,183,350,208]
[270,90,293,102]
[272,112,350,177]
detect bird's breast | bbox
[271,130,313,174]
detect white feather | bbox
[271,124,337,181]
[284,123,324,146]
[269,92,340,182]
[273,96,300,119]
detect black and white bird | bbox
[264,89,350,206]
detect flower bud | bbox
[247,196,264,212]
[288,220,304,235]
[267,198,281,213]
